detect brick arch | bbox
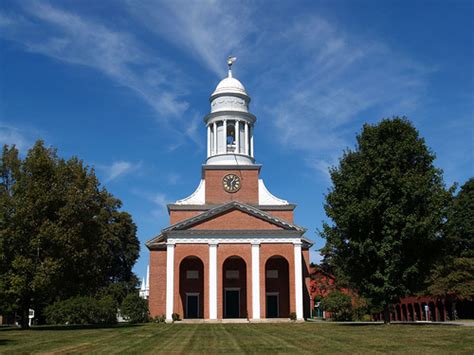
[259,244,295,318]
[173,244,209,319]
[222,255,247,318]
[217,244,252,319]
[179,256,204,319]
[264,255,290,318]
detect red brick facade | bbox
[146,71,312,321]
[204,169,259,204]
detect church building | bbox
[146,59,312,321]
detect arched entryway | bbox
[179,256,204,319]
[265,256,290,318]
[222,256,247,318]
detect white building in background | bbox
[139,265,150,299]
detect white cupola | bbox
[204,57,256,165]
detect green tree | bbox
[120,293,149,323]
[320,117,449,323]
[427,178,474,311]
[0,141,140,328]
[319,291,353,321]
[445,178,474,259]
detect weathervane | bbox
[227,56,237,77]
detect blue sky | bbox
[1,0,473,281]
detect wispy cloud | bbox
[152,192,168,210]
[126,3,432,177]
[128,0,256,76]
[0,2,191,135]
[1,2,434,177]
[0,121,42,152]
[165,172,180,185]
[131,188,170,217]
[251,15,432,176]
[100,160,142,182]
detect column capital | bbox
[208,241,219,247]
[166,242,176,247]
[293,241,303,246]
[251,241,261,246]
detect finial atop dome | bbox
[227,56,237,78]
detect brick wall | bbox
[190,209,284,230]
[169,210,203,224]
[205,169,259,204]
[148,249,166,317]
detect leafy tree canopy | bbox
[427,178,474,301]
[320,117,450,321]
[120,293,149,323]
[0,141,140,328]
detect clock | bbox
[222,174,241,193]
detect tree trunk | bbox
[383,303,391,324]
[19,302,30,329]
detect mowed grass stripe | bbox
[1,323,473,354]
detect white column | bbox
[166,243,175,322]
[251,242,261,319]
[213,122,217,155]
[223,120,227,154]
[207,125,211,158]
[244,122,249,155]
[294,242,303,320]
[250,125,254,157]
[209,242,218,320]
[235,120,240,154]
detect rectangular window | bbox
[226,270,239,279]
[266,270,278,279]
[187,270,199,279]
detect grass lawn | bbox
[1,322,473,353]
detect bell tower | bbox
[171,57,290,208]
[205,56,256,166]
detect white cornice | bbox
[167,236,303,244]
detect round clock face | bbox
[222,174,241,193]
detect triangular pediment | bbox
[163,201,305,233]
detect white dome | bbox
[212,76,248,97]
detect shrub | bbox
[44,296,117,325]
[319,291,353,321]
[120,293,149,323]
[151,314,166,323]
[172,313,181,322]
[352,297,369,321]
[289,312,297,321]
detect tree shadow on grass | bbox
[336,322,461,327]
[0,339,16,346]
[0,323,143,332]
